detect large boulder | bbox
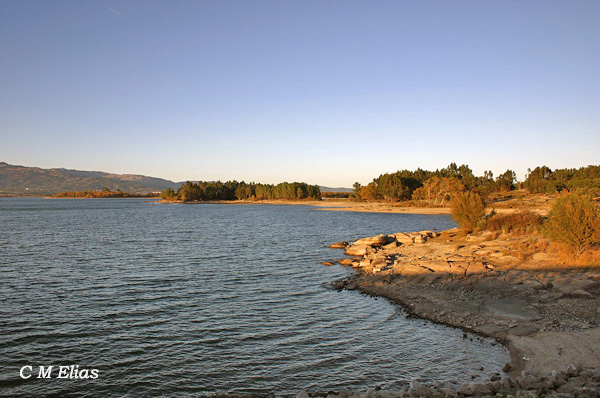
[393,233,415,244]
[353,234,394,247]
[344,244,369,256]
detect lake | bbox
[0,198,509,397]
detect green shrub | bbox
[450,192,486,232]
[543,192,600,254]
[486,210,543,234]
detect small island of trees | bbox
[53,187,157,198]
[161,181,321,202]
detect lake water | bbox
[0,198,509,397]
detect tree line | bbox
[353,163,600,203]
[523,165,600,195]
[161,181,321,201]
[53,187,156,198]
[352,163,517,203]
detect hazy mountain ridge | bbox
[0,162,351,195]
[0,162,180,194]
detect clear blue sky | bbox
[1,1,599,186]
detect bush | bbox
[485,210,543,234]
[543,192,600,254]
[450,192,486,232]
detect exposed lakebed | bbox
[0,198,509,396]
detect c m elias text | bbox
[20,365,99,379]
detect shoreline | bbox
[321,229,600,396]
[161,197,552,216]
[159,198,454,215]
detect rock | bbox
[549,370,568,387]
[465,262,489,275]
[446,254,465,262]
[382,241,398,250]
[399,264,433,276]
[359,258,372,268]
[414,235,427,244]
[329,241,349,249]
[510,324,539,336]
[450,262,469,274]
[518,280,545,291]
[353,234,394,247]
[336,258,355,266]
[418,260,453,273]
[409,379,421,391]
[503,363,513,372]
[419,230,435,238]
[490,380,502,393]
[515,391,538,398]
[539,292,563,302]
[553,278,598,295]
[371,257,387,268]
[466,234,486,242]
[394,233,415,244]
[457,383,491,396]
[344,244,369,256]
[296,391,309,398]
[566,363,578,376]
[471,383,492,396]
[532,252,552,261]
[321,261,334,266]
[570,289,593,298]
[446,227,461,235]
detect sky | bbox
[1,0,599,187]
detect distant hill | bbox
[319,186,353,193]
[0,162,180,195]
[0,162,351,196]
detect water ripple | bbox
[0,198,509,397]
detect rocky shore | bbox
[315,229,600,397]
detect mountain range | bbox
[0,162,351,195]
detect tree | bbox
[524,166,553,193]
[412,177,465,205]
[496,169,516,192]
[450,192,486,232]
[177,181,203,201]
[160,188,177,200]
[543,192,600,254]
[360,183,379,201]
[352,182,362,201]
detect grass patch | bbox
[485,210,544,234]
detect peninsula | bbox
[321,195,600,397]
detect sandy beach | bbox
[185,198,455,215]
[203,197,552,216]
